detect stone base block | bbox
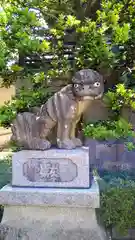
[0,207,107,240]
[12,148,90,188]
[0,181,99,207]
[0,182,107,240]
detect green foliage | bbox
[0,70,53,127]
[83,118,135,147]
[0,154,12,188]
[83,83,135,149]
[100,182,135,235]
[0,0,135,127]
[0,154,12,222]
[99,172,135,235]
[0,0,134,85]
[104,84,135,116]
[76,20,114,69]
[0,85,53,128]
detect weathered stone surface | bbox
[23,158,78,183]
[0,223,107,240]
[0,180,99,207]
[0,224,30,240]
[0,181,106,240]
[12,148,90,188]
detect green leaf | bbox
[10,64,24,72]
[39,40,50,51]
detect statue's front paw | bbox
[71,138,82,147]
[57,139,76,149]
[31,138,51,150]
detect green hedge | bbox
[99,169,135,237]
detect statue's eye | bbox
[74,84,79,88]
[93,82,100,87]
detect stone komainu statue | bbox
[11,69,104,150]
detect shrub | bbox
[1,0,135,126]
[0,85,53,128]
[99,171,135,236]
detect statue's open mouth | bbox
[83,96,94,100]
[82,93,103,100]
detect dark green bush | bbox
[0,86,53,128]
[99,171,135,236]
[0,0,135,126]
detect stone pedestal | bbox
[0,181,107,240]
[12,148,91,189]
[0,148,107,240]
